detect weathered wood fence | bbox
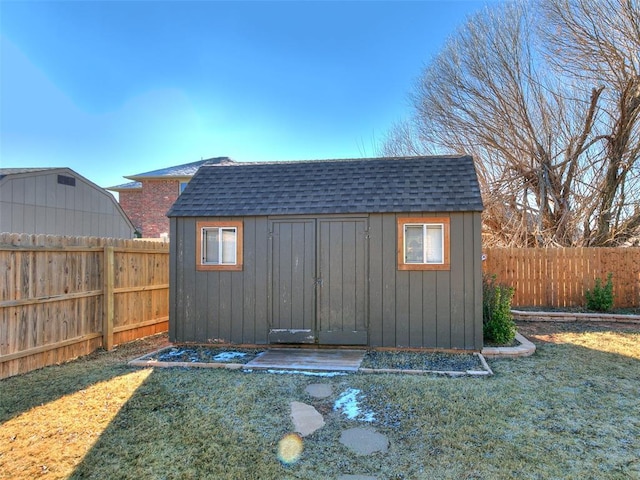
[0,234,169,379]
[483,247,640,308]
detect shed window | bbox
[196,221,243,271]
[397,217,450,271]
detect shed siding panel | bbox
[450,214,466,348]
[422,270,438,347]
[436,271,451,346]
[408,271,423,348]
[231,270,244,342]
[242,217,257,343]
[367,215,383,346]
[218,272,232,342]
[380,214,397,347]
[395,266,410,347]
[473,212,484,348]
[169,218,178,341]
[182,218,198,341]
[254,217,269,343]
[194,269,209,341]
[463,212,477,349]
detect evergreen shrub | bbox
[483,274,516,344]
[585,273,614,312]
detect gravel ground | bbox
[361,350,483,371]
[149,346,263,363]
[143,346,484,372]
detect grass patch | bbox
[1,327,639,479]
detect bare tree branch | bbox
[382,0,640,246]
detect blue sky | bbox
[1,1,491,190]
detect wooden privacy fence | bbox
[0,233,169,379]
[483,247,640,309]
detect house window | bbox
[180,182,189,194]
[196,221,243,271]
[397,217,450,270]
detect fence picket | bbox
[484,247,640,308]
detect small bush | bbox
[483,274,516,345]
[585,273,614,312]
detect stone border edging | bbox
[481,333,535,359]
[512,309,640,324]
[128,358,246,370]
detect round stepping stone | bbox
[305,383,333,398]
[290,401,325,437]
[340,427,389,456]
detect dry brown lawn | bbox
[1,323,639,479]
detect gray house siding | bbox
[169,211,482,350]
[0,169,134,238]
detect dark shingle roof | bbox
[124,157,232,180]
[168,156,483,217]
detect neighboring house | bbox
[108,157,232,238]
[167,156,484,350]
[0,168,134,238]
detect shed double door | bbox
[268,218,368,345]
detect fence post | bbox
[103,246,115,351]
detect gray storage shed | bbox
[168,156,484,350]
[0,168,134,238]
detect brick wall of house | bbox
[140,179,179,238]
[118,190,144,235]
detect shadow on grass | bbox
[1,353,135,423]
[0,335,168,423]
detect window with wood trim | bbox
[397,217,450,270]
[196,221,243,271]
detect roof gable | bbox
[0,167,60,180]
[168,156,483,217]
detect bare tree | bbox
[542,0,640,245]
[383,0,640,247]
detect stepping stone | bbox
[337,476,378,480]
[290,401,325,437]
[340,427,389,456]
[305,383,333,399]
